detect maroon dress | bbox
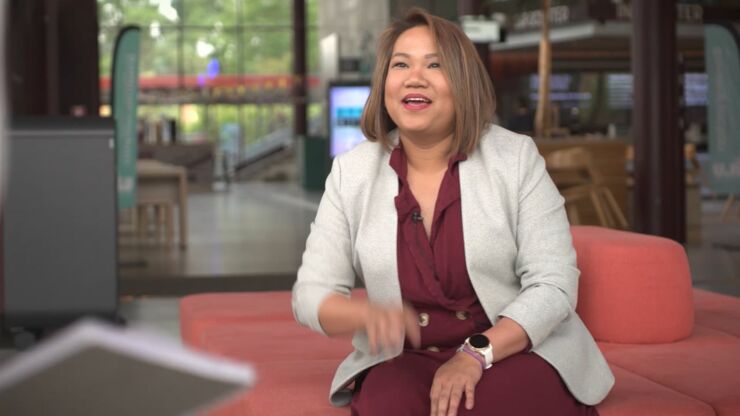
[350,146,599,416]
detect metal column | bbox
[631,0,685,242]
[292,0,307,139]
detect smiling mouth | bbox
[402,97,432,104]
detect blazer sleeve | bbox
[292,157,356,335]
[497,136,580,349]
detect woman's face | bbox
[384,26,455,141]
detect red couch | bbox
[181,226,740,415]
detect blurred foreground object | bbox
[0,319,255,416]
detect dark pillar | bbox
[456,0,480,16]
[631,0,685,242]
[0,216,4,316]
[7,0,48,115]
[44,0,60,114]
[6,0,99,116]
[292,0,307,139]
[57,0,100,115]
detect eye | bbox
[428,62,441,69]
[391,61,408,69]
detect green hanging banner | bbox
[111,26,141,210]
[705,23,740,195]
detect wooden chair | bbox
[721,195,738,221]
[546,147,629,229]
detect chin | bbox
[397,125,432,136]
[395,118,434,133]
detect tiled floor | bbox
[120,181,740,297]
[118,182,322,295]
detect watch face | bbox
[469,334,489,349]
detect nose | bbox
[403,65,428,88]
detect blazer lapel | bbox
[459,148,513,321]
[357,147,403,307]
[459,150,490,293]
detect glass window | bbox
[306,0,319,74]
[139,27,180,77]
[139,104,181,144]
[98,28,118,78]
[183,29,238,76]
[209,105,242,153]
[179,104,208,141]
[98,0,125,28]
[307,27,319,74]
[242,0,292,26]
[140,104,179,119]
[114,0,181,25]
[242,30,292,74]
[98,0,321,144]
[182,0,238,27]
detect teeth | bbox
[404,98,430,103]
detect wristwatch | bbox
[464,334,494,369]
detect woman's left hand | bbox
[429,351,483,416]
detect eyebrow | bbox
[391,52,439,59]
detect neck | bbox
[399,132,452,174]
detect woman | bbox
[292,8,614,416]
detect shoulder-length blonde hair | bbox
[360,8,496,155]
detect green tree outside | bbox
[98,0,320,147]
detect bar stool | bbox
[546,147,628,229]
[136,200,175,247]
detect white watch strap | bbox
[482,346,494,368]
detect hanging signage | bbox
[705,23,740,194]
[614,3,703,24]
[512,5,578,31]
[461,18,504,43]
[111,26,141,210]
[508,3,705,33]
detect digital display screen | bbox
[607,74,633,109]
[329,84,371,157]
[528,74,593,105]
[607,72,707,109]
[684,73,708,107]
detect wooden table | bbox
[136,159,188,249]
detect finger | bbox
[367,321,377,354]
[446,384,464,416]
[376,313,390,351]
[429,380,440,416]
[382,311,399,351]
[465,381,475,410]
[437,384,452,416]
[386,310,402,349]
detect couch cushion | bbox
[693,289,740,338]
[596,365,715,416]
[180,290,368,348]
[180,291,294,347]
[600,326,740,416]
[571,226,694,343]
[193,321,353,416]
[198,321,353,363]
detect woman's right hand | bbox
[363,302,421,354]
